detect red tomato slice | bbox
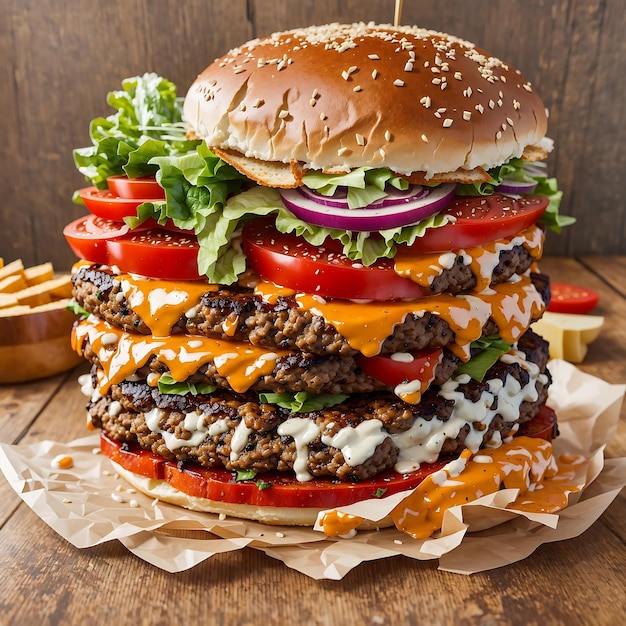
[101,436,165,479]
[517,405,559,441]
[397,193,549,253]
[242,218,431,300]
[548,282,599,314]
[356,348,443,388]
[77,187,150,222]
[105,228,201,280]
[100,432,449,509]
[107,176,165,200]
[63,214,132,264]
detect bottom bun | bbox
[111,461,393,529]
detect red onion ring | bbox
[495,178,537,194]
[280,184,456,231]
[298,185,424,209]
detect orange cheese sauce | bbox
[292,275,543,358]
[71,317,289,394]
[394,225,544,293]
[116,275,217,338]
[319,438,586,539]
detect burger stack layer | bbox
[66,23,569,531]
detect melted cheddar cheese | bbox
[72,317,289,394]
[319,439,586,539]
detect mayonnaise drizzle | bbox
[125,348,546,482]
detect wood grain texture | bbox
[0,0,624,269]
[0,257,624,625]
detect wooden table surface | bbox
[1,256,624,625]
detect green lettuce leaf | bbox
[302,167,409,209]
[157,373,217,396]
[258,391,349,413]
[66,299,89,319]
[73,73,199,191]
[455,335,513,382]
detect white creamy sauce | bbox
[321,420,387,467]
[277,418,321,481]
[132,348,544,482]
[229,419,253,461]
[144,407,210,451]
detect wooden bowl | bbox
[0,299,83,383]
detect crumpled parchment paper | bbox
[1,360,624,579]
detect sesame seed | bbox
[513,100,521,110]
[420,134,429,143]
[342,71,350,81]
[353,85,362,92]
[337,147,349,156]
[496,131,502,139]
[384,130,392,142]
[253,98,264,108]
[404,61,414,72]
[463,111,472,121]
[463,86,473,97]
[312,89,319,98]
[348,65,358,74]
[320,112,328,121]
[420,96,432,108]
[233,66,245,74]
[309,98,317,106]
[372,69,379,79]
[278,109,289,119]
[501,123,507,131]
[394,79,405,87]
[432,78,441,85]
[239,103,246,111]
[355,133,365,146]
[454,72,463,80]
[523,82,533,92]
[368,54,380,60]
[489,100,495,109]
[443,118,453,127]
[475,103,485,114]
[379,148,386,158]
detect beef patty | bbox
[72,265,550,357]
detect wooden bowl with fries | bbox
[0,258,82,383]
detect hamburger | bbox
[65,23,573,537]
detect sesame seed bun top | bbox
[183,23,549,185]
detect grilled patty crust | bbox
[72,265,549,357]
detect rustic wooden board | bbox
[1,0,625,268]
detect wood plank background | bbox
[1,0,624,270]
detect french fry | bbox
[23,262,54,285]
[0,259,25,281]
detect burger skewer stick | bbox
[394,0,404,27]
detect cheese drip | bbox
[319,440,586,539]
[291,275,544,358]
[71,317,288,394]
[394,225,544,292]
[117,275,217,337]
